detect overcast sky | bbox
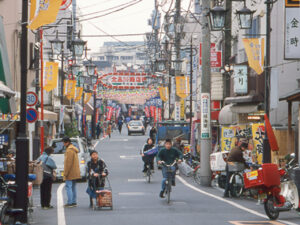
[77,0,193,52]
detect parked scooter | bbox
[244,153,300,220]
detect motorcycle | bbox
[244,154,300,220]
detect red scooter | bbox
[244,156,300,220]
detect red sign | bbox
[99,72,153,90]
[158,108,162,122]
[145,106,150,118]
[107,107,113,121]
[211,101,221,110]
[200,43,222,68]
[150,106,155,118]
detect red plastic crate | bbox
[243,163,280,189]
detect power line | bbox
[79,0,143,22]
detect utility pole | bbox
[16,0,29,222]
[174,0,182,119]
[199,0,212,186]
[224,0,232,98]
[189,36,193,143]
[263,1,272,163]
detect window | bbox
[99,56,105,61]
[120,56,133,60]
[52,141,80,154]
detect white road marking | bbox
[177,176,297,225]
[120,155,140,159]
[57,183,66,225]
[118,192,147,196]
[93,140,100,149]
[128,179,145,182]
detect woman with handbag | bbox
[39,146,57,209]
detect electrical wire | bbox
[79,0,139,18]
[79,0,143,22]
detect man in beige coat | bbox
[63,137,81,208]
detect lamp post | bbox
[85,59,97,139]
[236,2,256,29]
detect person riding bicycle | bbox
[224,141,248,198]
[140,138,155,175]
[157,139,183,198]
[86,150,108,208]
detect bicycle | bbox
[161,161,177,204]
[145,164,152,183]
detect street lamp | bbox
[71,64,81,76]
[172,59,182,72]
[209,5,227,31]
[71,32,86,57]
[236,3,256,29]
[49,31,64,56]
[85,59,97,76]
[156,58,167,72]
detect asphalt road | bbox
[32,128,300,225]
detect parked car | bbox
[49,136,91,181]
[127,120,145,135]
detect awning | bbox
[224,95,258,104]
[230,104,259,114]
[0,81,15,98]
[279,88,300,102]
[38,109,57,121]
[218,104,238,125]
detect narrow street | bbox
[32,130,300,225]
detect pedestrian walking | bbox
[96,122,101,139]
[86,150,108,208]
[118,118,123,134]
[149,126,157,143]
[107,122,112,138]
[39,146,57,210]
[63,136,81,208]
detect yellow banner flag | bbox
[242,38,265,75]
[74,87,83,102]
[159,87,169,102]
[44,61,58,92]
[28,0,62,30]
[84,92,92,104]
[176,76,190,99]
[221,126,236,152]
[64,80,76,100]
[251,123,265,165]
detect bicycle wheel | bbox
[230,173,244,198]
[166,181,171,204]
[147,170,151,183]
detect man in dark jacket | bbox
[149,126,157,143]
[157,139,183,198]
[87,150,108,208]
[224,142,248,198]
[140,138,155,173]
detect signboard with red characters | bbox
[99,72,151,89]
[200,43,222,68]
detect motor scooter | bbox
[244,154,300,220]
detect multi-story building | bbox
[91,41,148,73]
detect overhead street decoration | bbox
[98,72,154,90]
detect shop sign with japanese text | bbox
[201,93,211,139]
[233,65,248,94]
[285,8,300,59]
[200,43,222,68]
[175,102,180,121]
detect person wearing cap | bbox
[63,136,81,208]
[87,150,108,208]
[223,140,248,198]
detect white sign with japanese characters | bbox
[233,65,248,94]
[201,93,211,139]
[285,8,300,59]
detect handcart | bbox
[93,177,113,210]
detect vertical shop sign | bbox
[252,123,265,165]
[174,102,180,121]
[221,127,235,152]
[233,65,248,94]
[285,7,300,59]
[201,93,211,139]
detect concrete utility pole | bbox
[174,0,182,115]
[224,0,232,98]
[199,0,212,186]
